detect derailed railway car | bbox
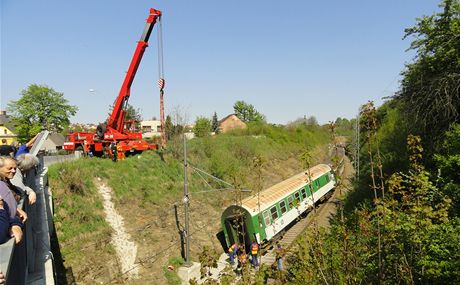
[221,164,335,250]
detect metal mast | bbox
[183,134,191,265]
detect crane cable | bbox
[157,16,165,87]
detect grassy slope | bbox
[49,124,331,284]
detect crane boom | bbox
[107,8,162,133]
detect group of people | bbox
[228,240,260,274]
[108,142,125,162]
[228,240,286,273]
[0,138,39,243]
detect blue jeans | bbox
[277,258,283,271]
[251,253,258,267]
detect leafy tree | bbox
[395,0,460,150]
[435,124,460,214]
[379,135,457,283]
[198,246,218,278]
[165,115,174,140]
[233,100,265,123]
[124,103,142,121]
[211,112,219,133]
[8,84,77,140]
[305,115,318,126]
[193,117,211,138]
[290,134,460,284]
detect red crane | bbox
[64,8,164,157]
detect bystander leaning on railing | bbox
[0,156,25,244]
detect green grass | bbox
[163,256,185,285]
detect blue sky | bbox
[1,1,440,125]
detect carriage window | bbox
[270,206,279,221]
[279,201,287,214]
[294,191,301,202]
[325,174,329,182]
[287,196,294,209]
[301,188,307,199]
[262,210,271,225]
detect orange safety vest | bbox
[239,253,247,264]
[251,243,259,254]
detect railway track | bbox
[259,192,334,266]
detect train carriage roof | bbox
[241,164,332,214]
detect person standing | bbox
[0,196,22,244]
[228,242,238,265]
[83,140,89,157]
[250,240,259,267]
[236,247,247,276]
[275,243,285,271]
[117,143,125,160]
[15,133,39,158]
[0,142,16,157]
[0,157,25,244]
[110,142,118,162]
[12,154,39,205]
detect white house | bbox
[140,120,162,138]
[41,133,65,153]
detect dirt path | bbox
[316,156,354,228]
[97,179,139,280]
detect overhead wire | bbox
[157,16,164,80]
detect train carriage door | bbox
[224,217,238,246]
[224,214,251,252]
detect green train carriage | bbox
[221,164,335,250]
